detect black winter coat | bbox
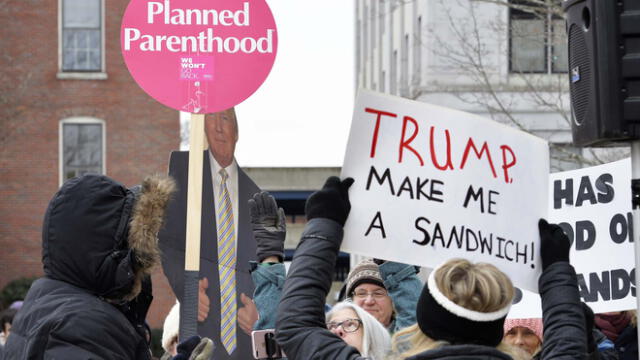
[3,175,154,359]
[3,278,150,359]
[404,344,512,359]
[276,219,362,359]
[614,325,637,360]
[588,329,618,360]
[276,218,587,360]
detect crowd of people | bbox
[1,172,639,359]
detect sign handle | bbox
[179,113,205,340]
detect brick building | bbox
[0,0,179,328]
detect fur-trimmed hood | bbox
[42,174,175,301]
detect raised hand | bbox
[249,191,286,262]
[305,177,354,226]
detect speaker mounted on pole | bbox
[563,0,640,147]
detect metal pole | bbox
[630,141,640,358]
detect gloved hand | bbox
[538,219,571,271]
[582,302,596,353]
[172,336,214,360]
[305,177,354,226]
[249,191,286,262]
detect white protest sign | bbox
[508,158,634,318]
[507,288,541,319]
[341,90,549,292]
[549,158,635,313]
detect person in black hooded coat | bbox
[3,174,175,359]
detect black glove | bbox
[305,177,354,226]
[538,218,570,271]
[172,336,214,360]
[582,302,596,353]
[249,191,286,262]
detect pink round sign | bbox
[121,0,277,113]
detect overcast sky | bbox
[234,1,354,167]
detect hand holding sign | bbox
[305,177,355,227]
[538,219,571,271]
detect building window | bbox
[60,0,103,72]
[509,0,567,73]
[60,118,105,184]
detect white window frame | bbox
[57,0,107,80]
[59,117,107,186]
[508,1,568,75]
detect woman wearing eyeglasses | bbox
[247,190,420,339]
[326,302,391,360]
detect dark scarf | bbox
[595,312,630,342]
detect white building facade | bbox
[355,0,624,171]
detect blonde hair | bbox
[391,325,531,360]
[435,259,514,313]
[391,259,517,359]
[628,310,637,328]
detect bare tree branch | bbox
[472,0,564,18]
[419,0,623,168]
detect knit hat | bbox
[416,262,511,347]
[503,318,543,342]
[344,259,385,298]
[162,302,180,353]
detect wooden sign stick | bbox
[179,113,205,340]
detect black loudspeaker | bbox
[563,0,640,147]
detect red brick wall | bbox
[0,0,178,329]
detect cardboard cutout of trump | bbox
[159,108,260,359]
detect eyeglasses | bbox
[352,289,388,299]
[327,318,363,333]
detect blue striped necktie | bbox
[217,168,236,354]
